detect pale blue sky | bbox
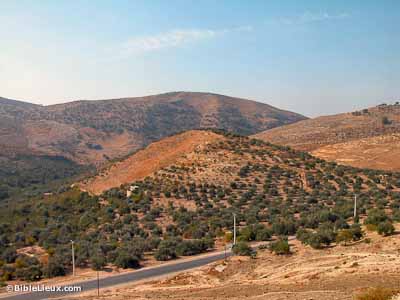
[1,0,399,116]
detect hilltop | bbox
[0,92,306,165]
[254,103,400,170]
[81,130,224,194]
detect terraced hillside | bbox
[1,130,399,283]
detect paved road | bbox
[3,238,296,300]
[3,250,232,300]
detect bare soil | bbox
[312,133,400,171]
[254,104,400,171]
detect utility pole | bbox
[224,244,227,261]
[233,213,237,246]
[354,194,357,220]
[71,240,75,277]
[97,270,100,296]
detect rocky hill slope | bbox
[0,92,306,166]
[254,103,400,170]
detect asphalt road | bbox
[3,250,232,300]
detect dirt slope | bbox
[312,133,400,171]
[254,103,400,170]
[81,130,224,194]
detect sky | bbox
[1,0,399,117]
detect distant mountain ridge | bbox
[0,92,307,165]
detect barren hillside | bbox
[254,103,400,170]
[312,133,400,171]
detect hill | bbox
[254,103,400,170]
[0,92,306,202]
[1,130,399,283]
[81,130,224,194]
[0,92,306,166]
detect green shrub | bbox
[15,265,43,281]
[232,241,255,256]
[350,223,364,240]
[307,233,324,249]
[115,252,140,269]
[1,248,17,263]
[90,255,106,271]
[238,226,255,241]
[296,228,312,244]
[316,223,336,246]
[377,221,395,236]
[42,256,66,278]
[269,238,290,255]
[154,239,180,261]
[176,239,209,256]
[364,209,388,226]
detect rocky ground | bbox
[311,133,400,171]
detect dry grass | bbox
[355,288,399,300]
[312,134,400,171]
[254,104,400,171]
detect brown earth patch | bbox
[81,130,224,194]
[311,133,400,171]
